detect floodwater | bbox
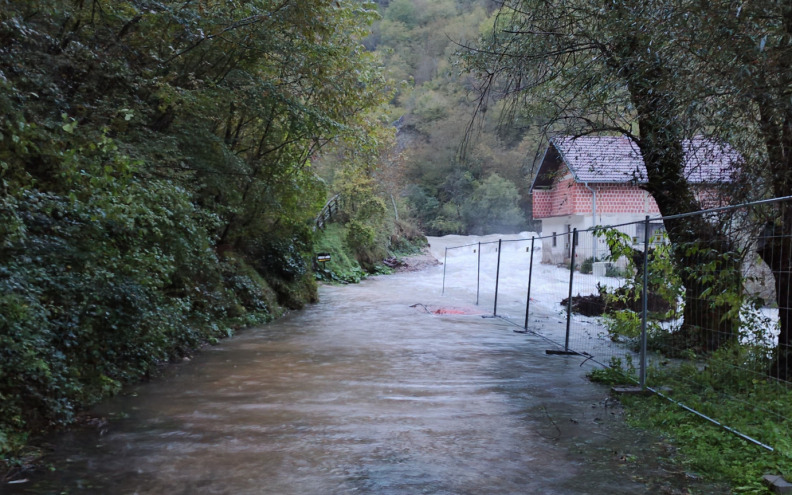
[6,246,724,494]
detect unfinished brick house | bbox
[531,135,738,265]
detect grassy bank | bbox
[590,363,792,494]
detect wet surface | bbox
[7,265,723,494]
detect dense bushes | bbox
[0,163,290,456]
[0,0,392,461]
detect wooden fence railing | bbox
[314,194,341,231]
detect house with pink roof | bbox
[531,135,739,265]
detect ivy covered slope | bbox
[0,0,393,458]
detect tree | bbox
[0,0,394,454]
[465,0,743,351]
[370,0,533,236]
[686,0,792,378]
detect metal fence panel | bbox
[440,196,792,451]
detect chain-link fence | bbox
[441,196,792,451]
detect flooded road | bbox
[9,260,720,494]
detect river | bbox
[6,241,723,494]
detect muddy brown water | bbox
[6,267,725,494]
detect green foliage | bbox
[406,167,528,235]
[593,227,683,344]
[346,219,378,253]
[461,173,526,234]
[405,185,440,226]
[602,310,643,341]
[384,0,420,27]
[368,0,534,236]
[389,218,428,255]
[333,163,391,270]
[219,254,282,323]
[587,357,637,385]
[313,224,369,284]
[594,227,636,262]
[0,0,392,464]
[590,349,792,492]
[430,203,467,235]
[579,256,596,274]
[588,228,790,492]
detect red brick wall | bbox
[533,182,661,219]
[533,190,552,218]
[532,178,576,219]
[593,184,660,214]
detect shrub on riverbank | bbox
[0,184,304,462]
[313,220,427,283]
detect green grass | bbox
[590,355,792,494]
[313,224,369,283]
[618,392,787,494]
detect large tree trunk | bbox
[667,219,742,353]
[627,61,741,353]
[754,93,792,378]
[759,222,792,380]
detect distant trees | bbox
[370,0,535,235]
[406,172,524,234]
[462,173,525,234]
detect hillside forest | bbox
[365,0,535,236]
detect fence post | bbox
[563,229,578,352]
[493,239,502,315]
[442,247,448,295]
[524,236,535,330]
[640,216,650,389]
[476,242,481,306]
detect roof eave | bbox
[529,143,553,193]
[549,136,582,184]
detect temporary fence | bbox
[440,196,792,452]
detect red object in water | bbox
[433,308,470,315]
[410,303,486,315]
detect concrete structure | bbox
[531,136,739,265]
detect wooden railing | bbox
[314,194,341,231]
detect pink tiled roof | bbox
[549,135,739,184]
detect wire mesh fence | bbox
[440,196,792,451]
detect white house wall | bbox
[540,213,661,266]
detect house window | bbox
[636,222,666,244]
[552,232,557,247]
